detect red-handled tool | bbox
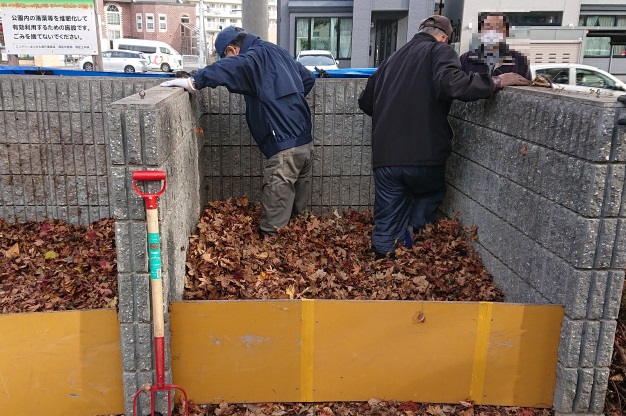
[131,170,188,416]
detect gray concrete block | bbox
[579,320,601,368]
[110,166,130,219]
[136,322,154,371]
[559,317,583,367]
[604,270,625,319]
[120,323,137,372]
[106,109,125,165]
[118,273,134,323]
[553,362,578,413]
[123,109,143,165]
[564,270,592,320]
[590,367,610,413]
[573,367,594,412]
[134,273,151,323]
[586,272,609,320]
[596,320,617,367]
[594,219,617,268]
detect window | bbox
[535,68,569,84]
[146,14,155,31]
[107,29,121,40]
[160,47,172,55]
[159,14,167,31]
[576,68,618,89]
[503,11,562,26]
[106,5,121,26]
[295,17,353,59]
[136,14,142,31]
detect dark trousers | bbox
[372,165,447,256]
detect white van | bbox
[112,39,183,72]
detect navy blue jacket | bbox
[192,35,315,158]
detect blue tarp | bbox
[0,66,376,79]
[0,66,175,78]
[313,68,376,78]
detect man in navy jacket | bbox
[161,27,315,236]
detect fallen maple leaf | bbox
[4,243,19,258]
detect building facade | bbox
[444,0,626,78]
[100,0,198,55]
[277,0,625,77]
[277,0,435,68]
[199,0,278,52]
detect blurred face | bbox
[479,15,506,48]
[481,15,507,36]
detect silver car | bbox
[79,50,149,73]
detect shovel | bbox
[131,170,189,416]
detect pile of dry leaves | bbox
[173,399,552,416]
[184,198,502,303]
[0,218,117,314]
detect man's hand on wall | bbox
[160,78,197,92]
[498,73,532,88]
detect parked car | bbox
[113,39,183,72]
[296,50,339,71]
[531,63,626,96]
[79,50,149,73]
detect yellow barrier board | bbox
[170,300,563,407]
[0,309,124,415]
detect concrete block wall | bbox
[0,75,161,225]
[441,88,626,414]
[107,87,203,415]
[1,75,624,414]
[201,79,374,214]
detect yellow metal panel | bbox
[469,302,494,404]
[312,301,479,402]
[481,303,564,407]
[169,301,302,403]
[170,300,563,407]
[0,309,124,416]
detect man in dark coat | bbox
[460,13,532,79]
[161,27,315,236]
[358,15,530,258]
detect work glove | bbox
[495,73,532,89]
[160,77,196,92]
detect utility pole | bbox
[198,0,207,67]
[242,0,268,40]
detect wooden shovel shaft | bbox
[146,208,166,387]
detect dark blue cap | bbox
[215,26,246,58]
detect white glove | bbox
[160,77,196,92]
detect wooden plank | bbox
[170,300,563,406]
[0,309,124,415]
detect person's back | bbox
[358,15,531,258]
[192,34,315,158]
[359,31,494,169]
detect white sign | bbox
[0,2,98,55]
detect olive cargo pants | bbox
[259,141,313,235]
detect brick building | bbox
[97,0,198,55]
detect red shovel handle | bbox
[132,170,166,210]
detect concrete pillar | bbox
[242,0,268,40]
